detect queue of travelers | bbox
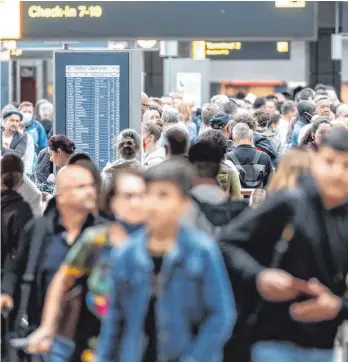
[1,84,348,362]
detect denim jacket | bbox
[95,226,236,362]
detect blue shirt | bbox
[41,232,70,299]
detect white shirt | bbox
[22,133,35,175]
[2,133,13,149]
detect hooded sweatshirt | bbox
[101,158,142,190]
[261,128,282,157]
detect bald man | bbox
[1,165,105,361]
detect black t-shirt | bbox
[143,255,163,362]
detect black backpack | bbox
[191,194,248,227]
[228,151,266,189]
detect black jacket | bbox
[226,144,274,187]
[1,206,107,326]
[1,132,28,158]
[36,148,52,184]
[1,190,33,270]
[220,175,348,349]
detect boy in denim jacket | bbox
[96,158,236,362]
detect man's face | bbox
[312,146,348,207]
[110,174,147,224]
[145,181,189,231]
[316,101,331,117]
[162,97,174,108]
[57,168,97,212]
[313,123,332,145]
[3,114,21,133]
[265,101,277,115]
[21,105,34,117]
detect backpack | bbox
[228,151,266,189]
[191,194,248,227]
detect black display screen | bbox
[55,52,129,170]
[21,1,317,40]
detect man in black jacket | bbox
[1,164,106,361]
[1,110,28,158]
[220,129,348,362]
[226,123,273,188]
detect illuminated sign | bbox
[198,41,290,60]
[136,40,157,49]
[277,41,289,52]
[275,1,306,8]
[21,2,317,40]
[205,42,242,56]
[27,4,103,18]
[0,0,21,39]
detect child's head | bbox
[144,158,195,231]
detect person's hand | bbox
[0,294,14,312]
[256,269,308,302]
[41,192,49,202]
[290,279,342,322]
[25,326,54,355]
[47,174,55,183]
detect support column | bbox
[144,51,163,97]
[309,2,342,98]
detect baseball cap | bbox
[209,113,232,130]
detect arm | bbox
[219,190,296,286]
[181,242,235,362]
[27,227,107,353]
[18,175,43,218]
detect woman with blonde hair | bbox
[267,149,312,193]
[177,103,197,141]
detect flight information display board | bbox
[21,1,317,40]
[55,51,141,170]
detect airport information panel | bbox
[21,1,317,40]
[55,52,129,170]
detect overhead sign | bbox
[200,41,290,60]
[20,1,317,40]
[0,0,21,39]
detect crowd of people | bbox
[1,83,348,362]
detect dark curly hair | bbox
[299,117,331,146]
[116,129,141,160]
